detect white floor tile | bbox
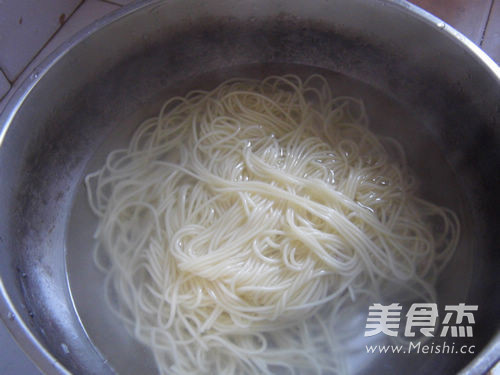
[43,0,121,57]
[0,0,120,114]
[0,0,82,81]
[0,70,10,100]
[481,0,500,64]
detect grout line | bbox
[0,69,12,102]
[9,0,86,84]
[480,0,495,46]
[0,68,13,85]
[99,0,125,6]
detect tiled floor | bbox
[409,0,499,62]
[0,0,498,374]
[0,0,126,112]
[409,0,494,45]
[482,0,500,58]
[16,0,121,85]
[0,0,81,81]
[0,69,10,99]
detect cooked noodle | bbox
[85,75,459,374]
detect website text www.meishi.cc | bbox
[366,341,476,355]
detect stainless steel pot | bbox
[0,0,498,374]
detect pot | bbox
[0,0,498,374]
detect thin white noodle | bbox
[86,75,459,374]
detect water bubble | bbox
[7,312,14,321]
[437,22,445,29]
[61,343,70,354]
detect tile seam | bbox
[8,0,86,84]
[480,0,496,46]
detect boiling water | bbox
[66,63,473,375]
